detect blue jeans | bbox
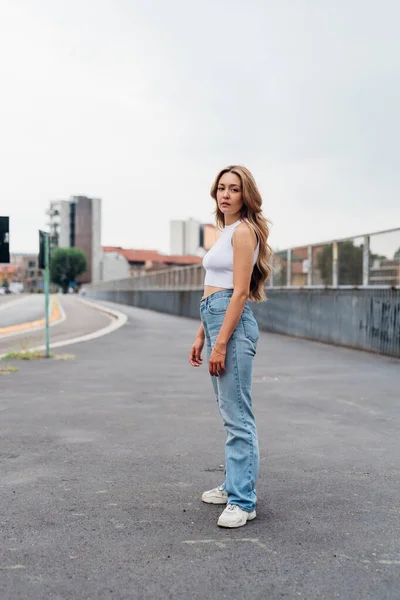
[200,289,260,512]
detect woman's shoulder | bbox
[233,220,258,246]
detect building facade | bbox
[2,254,44,292]
[170,219,220,256]
[47,196,102,284]
[101,246,202,282]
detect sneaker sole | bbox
[202,495,228,505]
[217,510,256,528]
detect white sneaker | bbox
[202,485,228,505]
[217,504,256,528]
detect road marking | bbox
[0,564,25,570]
[0,297,64,339]
[336,553,400,565]
[0,298,127,358]
[28,298,128,352]
[183,538,266,549]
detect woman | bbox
[189,165,271,528]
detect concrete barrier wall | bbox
[87,288,400,358]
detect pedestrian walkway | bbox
[1,300,399,599]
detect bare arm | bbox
[208,223,256,375]
[196,323,205,340]
[189,322,205,367]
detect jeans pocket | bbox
[208,297,230,315]
[242,315,259,343]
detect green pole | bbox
[44,233,50,358]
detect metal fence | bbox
[85,227,400,357]
[272,226,400,288]
[89,226,400,293]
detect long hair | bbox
[210,165,272,302]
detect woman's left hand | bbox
[209,344,227,377]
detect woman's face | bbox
[216,172,243,218]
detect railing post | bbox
[307,245,313,286]
[269,254,274,287]
[363,235,370,286]
[286,249,292,286]
[332,241,339,287]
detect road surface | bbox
[0,295,46,328]
[0,299,399,599]
[0,296,112,355]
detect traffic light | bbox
[0,217,10,263]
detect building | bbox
[170,219,200,255]
[47,196,102,284]
[170,219,220,256]
[101,247,202,282]
[369,258,400,285]
[0,264,18,293]
[0,254,44,293]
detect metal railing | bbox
[88,226,400,292]
[271,226,400,288]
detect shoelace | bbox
[226,504,237,512]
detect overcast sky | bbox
[1,0,399,255]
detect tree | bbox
[50,247,87,293]
[394,247,400,260]
[317,242,364,285]
[2,278,9,291]
[317,241,386,285]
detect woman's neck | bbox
[224,213,241,226]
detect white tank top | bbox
[202,219,259,288]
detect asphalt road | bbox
[0,296,112,355]
[0,294,46,328]
[0,300,399,599]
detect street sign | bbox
[0,217,10,263]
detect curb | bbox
[28,298,128,353]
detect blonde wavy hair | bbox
[210,165,272,302]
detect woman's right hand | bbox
[189,336,204,367]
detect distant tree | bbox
[2,278,9,290]
[50,248,87,293]
[273,251,287,285]
[317,242,363,285]
[317,241,387,285]
[394,247,400,260]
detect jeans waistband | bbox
[200,289,234,306]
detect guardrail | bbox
[86,226,400,357]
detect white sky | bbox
[1,0,399,255]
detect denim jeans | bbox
[200,289,260,512]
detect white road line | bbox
[28,298,128,352]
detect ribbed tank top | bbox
[202,219,259,288]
